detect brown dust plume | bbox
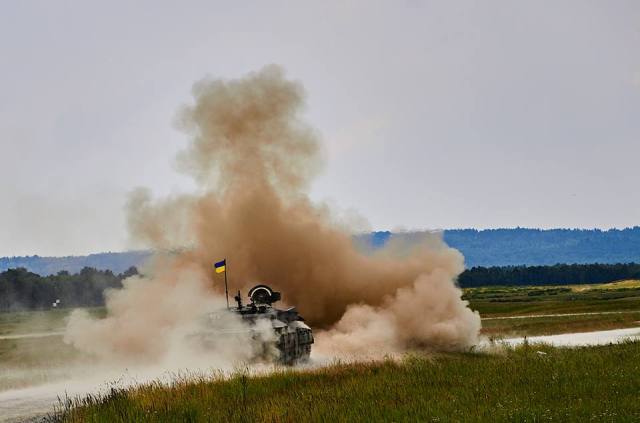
[65,65,481,363]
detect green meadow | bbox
[464,280,640,316]
[53,281,640,422]
[464,281,640,337]
[2,282,640,421]
[56,341,640,422]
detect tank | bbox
[232,284,314,365]
[195,284,314,365]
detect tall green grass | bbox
[57,341,640,422]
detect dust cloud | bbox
[64,65,480,364]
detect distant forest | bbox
[2,263,640,311]
[2,228,640,275]
[458,263,640,288]
[0,251,151,276]
[0,267,136,312]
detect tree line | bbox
[2,262,640,312]
[0,266,137,312]
[457,262,640,288]
[0,251,150,276]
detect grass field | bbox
[0,308,104,390]
[0,307,105,336]
[3,281,640,420]
[465,280,640,316]
[481,310,640,338]
[570,279,640,291]
[56,341,640,422]
[464,280,640,337]
[2,282,640,391]
[48,281,640,421]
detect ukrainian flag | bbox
[214,259,226,274]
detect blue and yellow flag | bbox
[214,259,226,274]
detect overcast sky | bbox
[1,1,639,256]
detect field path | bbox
[481,310,640,320]
[0,386,55,422]
[496,327,640,347]
[0,331,65,341]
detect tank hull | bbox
[237,307,314,364]
[274,321,314,364]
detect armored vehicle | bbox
[231,284,314,364]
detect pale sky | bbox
[1,1,639,256]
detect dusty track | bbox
[0,331,65,341]
[482,310,640,320]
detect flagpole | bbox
[224,259,230,309]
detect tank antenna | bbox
[234,290,243,309]
[224,260,229,309]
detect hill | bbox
[443,227,640,267]
[366,227,640,267]
[2,227,640,275]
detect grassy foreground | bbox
[58,341,640,422]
